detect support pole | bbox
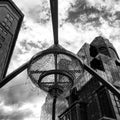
[52,96,57,120]
[0,61,29,88]
[50,0,58,45]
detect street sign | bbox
[0,0,23,84]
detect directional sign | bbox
[0,0,23,84]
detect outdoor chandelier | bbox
[27,0,83,120]
[27,0,83,98]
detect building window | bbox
[90,58,105,71]
[66,114,70,120]
[6,14,10,18]
[0,25,7,49]
[90,45,98,57]
[6,26,10,30]
[4,17,12,27]
[2,13,14,30]
[0,25,8,36]
[2,22,5,26]
[3,30,7,36]
[109,91,120,114]
[6,13,14,22]
[114,95,120,114]
[97,88,116,119]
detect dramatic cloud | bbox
[0,80,46,119]
[1,84,37,105]
[59,0,120,56]
[0,107,32,120]
[28,4,50,24]
[1,69,47,119]
[66,0,100,24]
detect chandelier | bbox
[27,0,83,120]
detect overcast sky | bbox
[1,0,120,119]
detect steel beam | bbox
[84,64,120,99]
[50,0,58,45]
[0,61,29,88]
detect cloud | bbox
[65,0,120,27]
[0,72,47,106]
[28,4,50,24]
[59,22,99,53]
[13,0,50,24]
[66,0,100,24]
[0,72,47,119]
[11,0,51,71]
[1,85,33,106]
[86,0,120,22]
[59,0,76,24]
[0,108,32,120]
[0,100,33,120]
[8,19,53,73]
[86,0,113,10]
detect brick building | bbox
[59,36,120,120]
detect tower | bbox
[90,36,120,86]
[59,36,120,120]
[0,0,23,83]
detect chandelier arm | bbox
[84,64,120,99]
[0,61,29,88]
[50,0,58,45]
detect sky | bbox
[1,0,120,119]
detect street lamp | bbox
[27,44,83,97]
[27,0,83,120]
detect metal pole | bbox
[52,96,57,120]
[0,61,29,88]
[50,0,58,45]
[84,64,120,99]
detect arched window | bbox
[90,45,98,57]
[90,58,105,71]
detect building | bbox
[59,36,120,120]
[40,93,68,120]
[0,0,23,84]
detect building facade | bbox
[59,36,120,120]
[0,0,23,84]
